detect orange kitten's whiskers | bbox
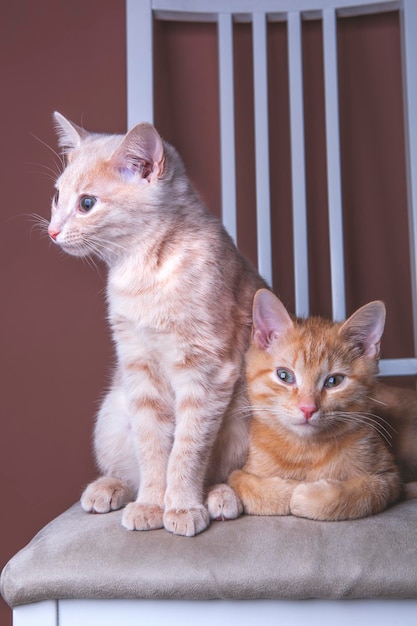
[249,405,294,420]
[368,395,389,407]
[326,411,394,446]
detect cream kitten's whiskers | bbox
[28,213,51,240]
[26,162,62,183]
[31,132,65,175]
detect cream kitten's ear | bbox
[252,289,294,350]
[110,123,165,182]
[53,112,89,151]
[339,301,386,359]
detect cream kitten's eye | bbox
[79,195,97,212]
[276,368,296,385]
[53,190,59,206]
[324,374,345,388]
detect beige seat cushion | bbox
[1,500,417,607]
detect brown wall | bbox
[0,4,414,624]
[0,3,126,624]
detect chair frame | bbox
[12,597,417,625]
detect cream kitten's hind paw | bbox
[81,476,132,513]
[122,503,164,531]
[206,483,243,521]
[163,505,210,537]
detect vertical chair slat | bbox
[218,12,238,243]
[252,12,273,286]
[400,0,417,373]
[126,0,154,127]
[288,11,310,317]
[323,8,346,321]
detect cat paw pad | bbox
[163,506,210,536]
[81,477,131,513]
[122,503,164,531]
[206,484,243,521]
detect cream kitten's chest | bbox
[107,255,188,330]
[106,256,205,371]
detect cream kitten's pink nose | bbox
[299,404,318,421]
[48,226,60,241]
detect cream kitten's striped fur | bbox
[48,113,266,536]
[229,289,417,521]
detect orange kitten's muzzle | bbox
[299,404,318,421]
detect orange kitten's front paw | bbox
[290,480,341,520]
[81,476,132,513]
[206,483,243,521]
[122,502,164,531]
[163,505,210,537]
[228,469,295,516]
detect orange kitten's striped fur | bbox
[229,289,416,521]
[48,113,265,536]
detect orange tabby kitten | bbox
[229,289,410,521]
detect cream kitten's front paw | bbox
[206,483,243,521]
[163,505,210,537]
[81,476,132,513]
[122,503,164,531]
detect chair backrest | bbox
[125,0,417,378]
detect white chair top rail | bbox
[150,0,401,22]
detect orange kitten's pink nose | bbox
[299,404,318,421]
[48,226,60,241]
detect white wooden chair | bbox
[5,1,417,624]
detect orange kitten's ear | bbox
[53,111,89,151]
[339,301,386,359]
[252,289,294,350]
[110,123,165,182]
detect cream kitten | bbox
[229,289,416,521]
[48,113,266,536]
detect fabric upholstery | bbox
[1,500,417,608]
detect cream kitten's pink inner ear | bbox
[252,289,294,350]
[110,122,165,182]
[339,300,386,359]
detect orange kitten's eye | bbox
[79,195,97,212]
[276,368,296,385]
[324,374,345,388]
